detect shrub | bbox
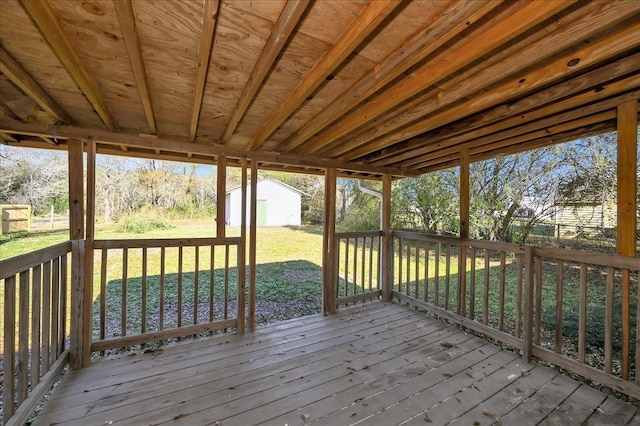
[116,214,173,234]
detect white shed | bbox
[225,177,306,227]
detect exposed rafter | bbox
[277,0,503,154]
[297,0,576,156]
[244,0,403,151]
[19,0,117,132]
[0,46,73,124]
[113,0,157,134]
[189,0,220,142]
[339,14,640,161]
[222,0,310,145]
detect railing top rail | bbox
[391,230,525,254]
[1,241,72,280]
[93,237,242,250]
[336,230,383,238]
[534,246,640,269]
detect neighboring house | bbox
[225,177,306,227]
[554,200,616,237]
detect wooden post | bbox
[322,168,337,314]
[459,148,470,316]
[616,99,637,381]
[68,139,85,369]
[216,155,227,238]
[237,159,247,333]
[381,174,392,301]
[82,139,96,366]
[248,160,258,330]
[522,245,535,363]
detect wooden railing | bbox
[1,242,72,426]
[90,237,245,354]
[335,231,382,306]
[390,230,640,400]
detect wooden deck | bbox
[33,302,638,426]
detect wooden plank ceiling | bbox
[0,0,638,179]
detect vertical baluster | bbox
[141,247,147,336]
[414,240,420,299]
[515,253,523,338]
[344,237,350,298]
[50,258,60,364]
[405,239,411,296]
[483,250,489,325]
[424,242,429,303]
[368,236,374,293]
[41,261,51,373]
[121,248,128,340]
[578,262,587,363]
[604,266,614,374]
[224,245,230,322]
[31,265,42,388]
[353,237,358,299]
[398,238,403,295]
[177,246,183,330]
[3,275,16,424]
[18,270,29,404]
[534,255,542,346]
[209,245,214,323]
[60,253,68,353]
[555,260,564,354]
[99,250,107,355]
[160,247,166,331]
[336,238,341,300]
[498,251,506,331]
[434,243,440,306]
[469,247,476,321]
[361,236,366,296]
[445,245,451,310]
[194,245,200,327]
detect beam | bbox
[245,0,403,151]
[322,167,337,315]
[339,17,640,161]
[0,46,73,124]
[189,0,220,142]
[216,155,226,237]
[0,118,416,177]
[223,0,310,144]
[300,0,575,156]
[113,0,157,134]
[277,0,502,153]
[19,0,117,131]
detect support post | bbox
[82,139,96,366]
[617,99,637,381]
[68,139,85,369]
[381,174,392,301]
[459,148,470,315]
[237,159,247,333]
[248,160,258,330]
[322,168,337,315]
[216,155,227,237]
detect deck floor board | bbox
[32,302,638,425]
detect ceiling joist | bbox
[244,0,404,151]
[222,0,311,144]
[113,0,157,134]
[18,0,117,132]
[0,46,74,124]
[189,0,220,142]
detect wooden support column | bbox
[68,139,85,369]
[459,148,470,316]
[617,99,638,381]
[522,245,535,363]
[381,174,392,301]
[82,139,96,366]
[216,155,226,237]
[237,159,247,333]
[248,160,258,330]
[322,168,337,315]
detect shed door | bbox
[257,200,267,226]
